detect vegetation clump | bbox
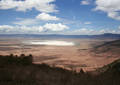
[0,54,33,66]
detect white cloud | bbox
[0,23,68,33]
[81,0,90,5]
[61,28,120,35]
[43,23,69,31]
[74,28,94,34]
[94,0,120,20]
[84,22,92,24]
[0,0,57,13]
[13,13,60,26]
[0,25,14,29]
[19,26,44,33]
[1,24,120,34]
[0,25,14,32]
[118,26,120,29]
[60,28,94,35]
[36,13,59,21]
[0,25,44,33]
[13,18,38,26]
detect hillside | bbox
[92,39,120,57]
[97,59,120,73]
[0,54,120,85]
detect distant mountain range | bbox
[0,33,120,39]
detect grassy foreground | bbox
[0,54,120,85]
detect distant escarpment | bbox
[92,39,120,57]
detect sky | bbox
[0,0,120,35]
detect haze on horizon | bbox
[0,0,120,35]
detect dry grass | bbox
[0,37,119,71]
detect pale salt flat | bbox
[24,40,75,46]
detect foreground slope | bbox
[0,54,120,85]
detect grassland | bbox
[0,37,119,71]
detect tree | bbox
[80,68,85,74]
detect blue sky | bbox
[0,0,120,35]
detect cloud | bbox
[118,26,120,29]
[36,13,59,21]
[0,23,68,33]
[19,26,44,33]
[84,22,92,24]
[81,0,90,5]
[1,24,120,35]
[43,23,69,31]
[0,25,14,29]
[61,27,120,35]
[73,28,94,34]
[13,13,60,26]
[59,28,94,35]
[0,25,44,33]
[0,0,57,13]
[94,0,120,20]
[0,25,14,32]
[13,18,38,26]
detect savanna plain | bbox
[0,37,119,72]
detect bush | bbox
[0,54,33,66]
